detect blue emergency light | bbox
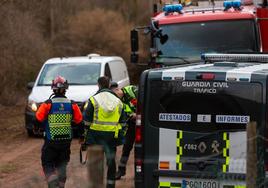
[223,0,242,10]
[223,1,233,10]
[163,4,183,14]
[232,0,242,9]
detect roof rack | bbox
[184,7,224,13]
[201,53,268,63]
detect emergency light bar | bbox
[223,0,242,10]
[201,53,268,63]
[163,4,183,14]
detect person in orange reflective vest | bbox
[36,76,83,188]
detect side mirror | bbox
[160,34,169,44]
[131,29,139,52]
[27,82,35,90]
[154,29,169,45]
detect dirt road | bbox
[0,104,134,188]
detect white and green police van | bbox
[134,54,268,188]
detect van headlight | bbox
[27,100,38,112]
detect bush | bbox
[0,5,50,105]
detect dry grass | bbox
[0,163,18,174]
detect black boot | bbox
[115,167,126,180]
[106,184,115,188]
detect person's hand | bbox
[79,136,85,144]
[130,113,136,121]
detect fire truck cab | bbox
[130,0,268,67]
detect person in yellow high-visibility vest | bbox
[83,76,127,188]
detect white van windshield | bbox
[37,63,101,86]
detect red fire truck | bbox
[130,0,268,67]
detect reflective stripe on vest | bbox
[89,92,123,138]
[46,97,72,141]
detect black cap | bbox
[110,81,118,89]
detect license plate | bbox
[182,179,218,188]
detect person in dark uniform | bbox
[83,76,127,188]
[110,82,138,180]
[36,76,83,188]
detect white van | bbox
[25,54,130,136]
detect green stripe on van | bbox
[159,181,181,188]
[222,132,230,173]
[176,131,183,171]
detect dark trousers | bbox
[103,144,117,188]
[118,119,136,171]
[41,140,71,188]
[85,129,121,188]
[88,142,117,188]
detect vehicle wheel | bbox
[27,129,34,137]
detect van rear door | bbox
[141,67,265,188]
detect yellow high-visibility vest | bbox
[89,91,123,138]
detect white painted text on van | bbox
[159,113,191,122]
[216,115,250,124]
[181,81,229,94]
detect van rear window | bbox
[147,80,262,132]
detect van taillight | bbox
[135,126,142,143]
[135,114,142,143]
[135,113,144,178]
[135,159,143,172]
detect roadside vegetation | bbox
[0,0,150,106]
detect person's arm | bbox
[132,85,138,99]
[72,103,83,124]
[71,102,84,137]
[35,100,51,129]
[36,100,51,122]
[80,99,94,143]
[123,103,133,116]
[119,106,129,126]
[83,99,94,126]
